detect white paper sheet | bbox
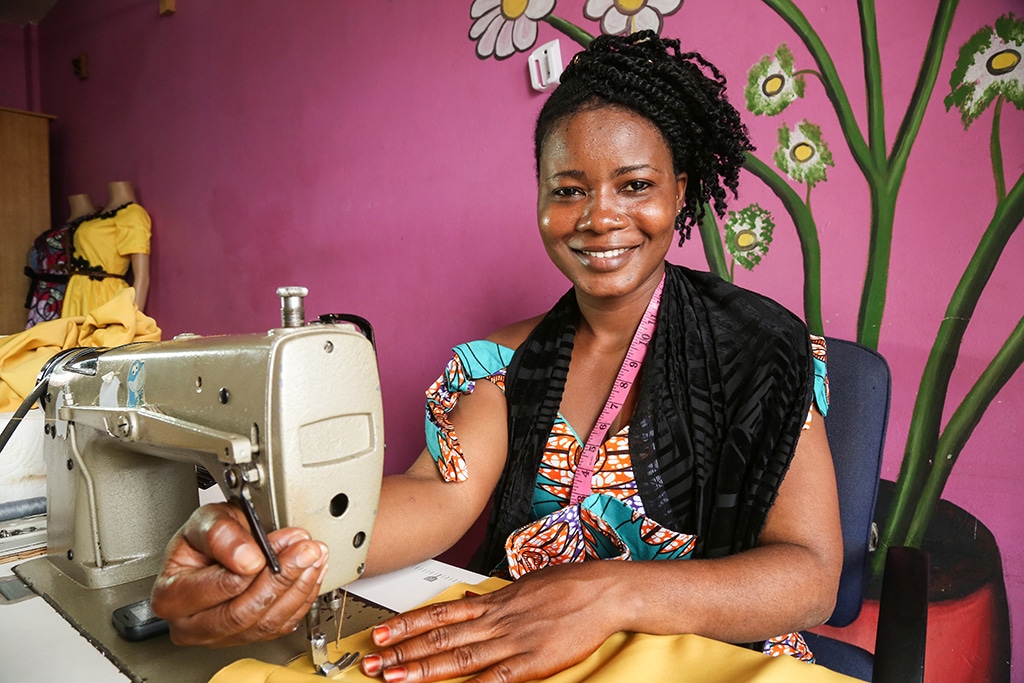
[347,559,488,613]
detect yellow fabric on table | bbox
[0,288,160,411]
[210,577,857,683]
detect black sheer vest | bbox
[477,263,813,571]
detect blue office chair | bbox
[802,337,929,682]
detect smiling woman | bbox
[536,107,684,301]
[151,31,842,683]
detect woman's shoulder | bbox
[483,314,545,351]
[671,264,807,340]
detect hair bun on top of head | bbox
[564,30,725,93]
[575,29,678,59]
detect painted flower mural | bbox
[745,44,806,116]
[724,204,775,271]
[469,0,556,60]
[464,3,1024,674]
[773,120,834,190]
[945,12,1024,128]
[583,0,683,36]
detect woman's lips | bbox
[572,245,637,270]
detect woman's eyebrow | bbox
[614,163,659,176]
[548,164,661,182]
[547,169,586,182]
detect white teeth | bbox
[581,247,630,259]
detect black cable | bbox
[0,379,48,455]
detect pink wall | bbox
[0,23,28,109]
[15,0,1023,675]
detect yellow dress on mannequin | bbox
[61,183,151,319]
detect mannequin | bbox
[103,181,150,311]
[60,180,152,318]
[68,193,97,221]
[24,194,99,327]
[104,181,136,211]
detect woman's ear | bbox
[675,173,688,214]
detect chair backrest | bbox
[821,337,891,627]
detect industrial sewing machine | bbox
[11,288,389,681]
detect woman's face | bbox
[537,105,686,302]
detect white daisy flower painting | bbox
[469,0,557,60]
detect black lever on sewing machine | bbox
[314,313,375,349]
[235,487,281,574]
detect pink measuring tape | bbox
[568,273,665,505]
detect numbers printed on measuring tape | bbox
[568,274,665,505]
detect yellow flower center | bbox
[614,0,647,15]
[736,230,758,250]
[987,48,1021,76]
[762,74,786,97]
[501,0,529,20]
[790,142,815,163]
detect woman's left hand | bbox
[360,563,619,683]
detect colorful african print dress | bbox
[424,337,830,662]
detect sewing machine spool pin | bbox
[277,286,309,328]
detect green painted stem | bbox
[744,154,824,334]
[888,0,959,177]
[856,0,957,348]
[792,69,823,83]
[873,173,1024,575]
[541,15,594,48]
[992,96,1006,202]
[697,206,731,281]
[858,0,887,168]
[906,315,1024,546]
[855,181,896,349]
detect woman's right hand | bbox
[150,503,329,648]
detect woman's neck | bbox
[575,267,665,348]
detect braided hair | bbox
[534,31,753,244]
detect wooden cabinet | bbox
[0,106,53,334]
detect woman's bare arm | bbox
[360,408,842,683]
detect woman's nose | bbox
[576,192,626,233]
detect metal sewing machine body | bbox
[15,288,386,678]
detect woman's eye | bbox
[624,180,652,192]
[552,187,582,198]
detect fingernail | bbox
[294,544,321,569]
[383,666,407,683]
[233,544,263,572]
[372,625,391,645]
[318,561,329,581]
[361,654,382,676]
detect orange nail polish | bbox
[372,624,391,644]
[362,654,382,676]
[383,666,407,683]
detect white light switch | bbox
[528,40,563,92]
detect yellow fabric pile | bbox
[0,288,160,412]
[210,578,856,683]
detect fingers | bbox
[179,503,269,574]
[160,539,329,647]
[375,598,488,648]
[150,502,331,648]
[359,574,610,683]
[361,597,533,683]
